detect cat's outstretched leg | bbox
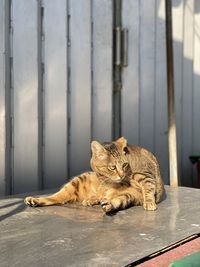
[24,172,100,207]
[24,186,76,207]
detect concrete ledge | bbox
[0,186,200,267]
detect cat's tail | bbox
[155,163,165,203]
[148,152,165,204]
[155,177,165,203]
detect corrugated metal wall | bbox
[121,0,200,187]
[121,0,169,184]
[172,0,200,187]
[0,0,199,196]
[0,0,113,195]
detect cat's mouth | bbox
[112,176,127,183]
[111,178,121,183]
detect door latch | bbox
[114,27,128,67]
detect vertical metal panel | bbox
[12,0,39,193]
[92,0,113,142]
[193,3,200,159]
[121,0,140,145]
[69,0,91,176]
[139,0,156,151]
[43,0,68,188]
[155,0,169,184]
[182,0,194,186]
[172,0,184,180]
[0,0,6,195]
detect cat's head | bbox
[90,137,132,183]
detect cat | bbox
[24,137,165,213]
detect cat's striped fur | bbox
[24,137,165,213]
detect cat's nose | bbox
[118,171,124,178]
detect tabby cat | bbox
[24,137,165,213]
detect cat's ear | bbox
[116,137,128,153]
[91,141,108,160]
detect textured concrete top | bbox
[1,186,200,267]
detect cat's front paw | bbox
[100,200,114,213]
[24,196,40,207]
[82,198,99,207]
[143,201,157,211]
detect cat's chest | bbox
[97,183,129,199]
[100,188,118,200]
[130,177,143,192]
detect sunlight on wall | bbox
[158,0,193,58]
[194,9,200,75]
[0,109,5,149]
[158,1,183,42]
[172,1,184,43]
[158,0,165,21]
[183,1,194,60]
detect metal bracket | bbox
[114,27,128,67]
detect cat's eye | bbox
[109,165,116,171]
[123,147,129,155]
[123,162,129,169]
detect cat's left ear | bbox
[116,137,128,153]
[91,141,108,160]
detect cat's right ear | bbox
[91,141,108,160]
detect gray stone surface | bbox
[1,186,200,267]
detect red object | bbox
[137,237,200,267]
